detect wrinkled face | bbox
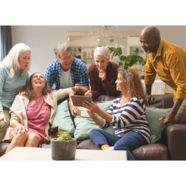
[32,73,46,90]
[57,51,73,71]
[115,73,126,92]
[139,33,159,54]
[18,50,31,70]
[95,55,109,71]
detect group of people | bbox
[0,26,186,160]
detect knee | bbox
[114,141,128,151]
[89,129,101,138]
[14,132,28,142]
[27,133,41,141]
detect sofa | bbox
[1,94,186,160]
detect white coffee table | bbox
[0,147,127,161]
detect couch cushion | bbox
[52,100,75,135]
[132,143,168,160]
[74,100,115,141]
[146,107,171,143]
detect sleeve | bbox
[45,63,54,88]
[0,66,7,111]
[26,72,29,83]
[88,69,101,98]
[167,53,186,99]
[144,55,157,85]
[56,88,72,101]
[108,99,144,129]
[9,95,22,126]
[78,63,89,87]
[101,65,120,96]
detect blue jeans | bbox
[89,129,148,160]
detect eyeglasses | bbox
[58,55,72,61]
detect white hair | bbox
[94,47,110,59]
[54,42,72,58]
[1,43,31,78]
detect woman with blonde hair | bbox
[4,72,71,153]
[0,43,31,142]
[83,66,151,160]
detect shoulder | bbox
[88,63,97,73]
[46,59,60,68]
[109,62,119,69]
[129,97,144,107]
[72,57,86,67]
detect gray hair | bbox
[54,42,72,58]
[1,43,31,78]
[94,47,110,59]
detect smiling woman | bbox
[3,72,72,153]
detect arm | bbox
[45,63,54,89]
[0,66,7,122]
[56,87,72,101]
[160,53,186,123]
[86,110,104,127]
[74,85,89,95]
[83,99,145,129]
[88,69,101,98]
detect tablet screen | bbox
[71,95,92,107]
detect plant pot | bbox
[51,138,77,160]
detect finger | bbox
[151,97,154,102]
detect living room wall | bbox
[11,26,186,92]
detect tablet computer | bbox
[71,95,92,107]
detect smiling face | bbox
[115,73,126,92]
[18,50,31,70]
[94,55,109,71]
[31,73,46,90]
[57,51,73,71]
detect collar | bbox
[148,38,164,60]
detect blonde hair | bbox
[1,43,31,78]
[118,66,147,104]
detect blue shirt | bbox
[45,57,89,89]
[0,64,29,111]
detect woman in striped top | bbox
[82,66,151,160]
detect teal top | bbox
[0,64,29,111]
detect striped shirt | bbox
[45,57,89,89]
[102,97,151,144]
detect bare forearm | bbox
[96,108,113,123]
[145,84,152,95]
[171,99,184,115]
[92,114,104,127]
[76,85,89,95]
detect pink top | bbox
[25,96,51,141]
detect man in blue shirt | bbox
[45,42,89,117]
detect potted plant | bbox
[51,131,77,160]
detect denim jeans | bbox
[89,129,148,160]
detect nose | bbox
[141,42,145,48]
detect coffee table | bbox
[0,147,127,161]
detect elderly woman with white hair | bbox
[0,43,31,142]
[85,47,120,99]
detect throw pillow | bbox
[52,100,75,135]
[74,100,115,141]
[146,107,172,144]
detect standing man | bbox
[45,42,89,117]
[140,26,186,124]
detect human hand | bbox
[87,109,96,118]
[82,101,100,113]
[99,70,106,81]
[0,111,6,123]
[84,90,92,98]
[72,84,80,93]
[14,124,28,134]
[146,94,154,106]
[70,106,81,117]
[159,112,175,124]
